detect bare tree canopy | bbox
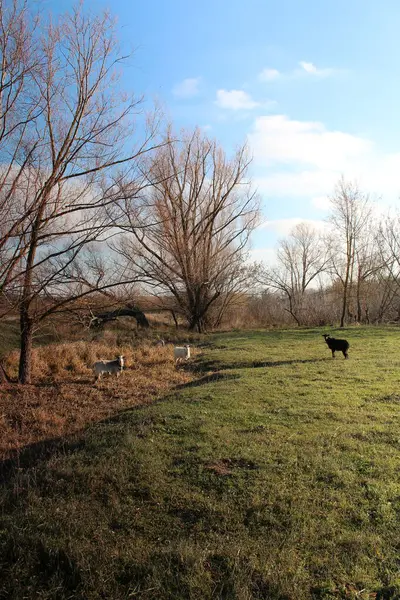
[114,128,260,332]
[262,222,327,325]
[374,214,400,321]
[0,2,161,383]
[327,178,373,327]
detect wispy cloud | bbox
[172,77,201,98]
[258,61,339,82]
[258,68,280,82]
[298,61,335,77]
[248,247,277,265]
[215,89,260,110]
[258,218,328,235]
[215,89,276,111]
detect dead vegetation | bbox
[0,337,198,460]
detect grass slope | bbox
[1,327,400,599]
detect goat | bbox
[93,355,124,380]
[174,345,190,363]
[322,334,349,359]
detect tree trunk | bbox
[357,299,362,323]
[189,319,200,332]
[170,310,179,329]
[356,266,362,322]
[340,284,348,328]
[17,198,45,384]
[286,294,301,326]
[285,308,301,326]
[19,311,33,384]
[189,314,206,333]
[340,233,354,327]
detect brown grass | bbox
[0,338,198,460]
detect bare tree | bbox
[353,222,382,323]
[115,129,260,332]
[375,214,400,321]
[1,4,161,383]
[327,178,372,327]
[262,222,328,325]
[0,0,43,295]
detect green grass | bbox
[2,327,400,599]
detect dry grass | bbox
[0,337,198,460]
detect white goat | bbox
[93,355,124,380]
[174,345,190,363]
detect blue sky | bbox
[47,0,400,262]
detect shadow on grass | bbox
[0,393,166,485]
[175,372,240,390]
[0,434,86,485]
[190,357,331,373]
[1,363,233,484]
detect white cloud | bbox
[248,247,277,265]
[258,68,280,82]
[299,61,318,74]
[254,171,337,200]
[215,89,260,110]
[249,115,372,170]
[258,218,328,236]
[172,77,201,98]
[312,196,331,210]
[298,61,334,77]
[248,114,400,206]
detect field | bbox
[1,327,400,599]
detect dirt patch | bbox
[205,460,234,476]
[369,394,400,404]
[205,457,259,476]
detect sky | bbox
[46,0,400,263]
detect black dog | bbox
[322,334,349,359]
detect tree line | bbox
[260,178,400,329]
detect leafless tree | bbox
[0,0,42,294]
[374,214,400,321]
[327,178,372,327]
[262,222,328,325]
[352,222,382,323]
[114,128,260,332]
[1,4,161,383]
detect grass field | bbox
[1,327,400,599]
